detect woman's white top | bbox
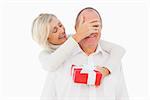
[39,37,125,72]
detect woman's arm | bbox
[39,18,100,72]
[100,40,126,74]
[39,36,79,71]
[40,72,57,100]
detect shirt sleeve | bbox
[116,65,129,100]
[100,40,126,73]
[39,36,79,71]
[40,72,57,100]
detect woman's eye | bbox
[53,27,57,33]
[59,24,62,27]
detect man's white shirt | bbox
[40,41,129,100]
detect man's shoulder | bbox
[100,39,125,49]
[99,39,126,53]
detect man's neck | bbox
[80,45,97,56]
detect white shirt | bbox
[40,40,129,100]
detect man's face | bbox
[78,10,101,48]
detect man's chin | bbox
[83,40,98,47]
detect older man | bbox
[41,7,129,100]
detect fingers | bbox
[89,26,100,31]
[89,22,101,27]
[95,66,102,71]
[79,15,84,27]
[85,21,101,30]
[76,17,101,39]
[85,19,100,23]
[88,29,99,35]
[79,18,101,30]
[80,18,101,27]
[89,26,100,30]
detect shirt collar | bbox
[72,41,104,56]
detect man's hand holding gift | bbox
[71,64,110,86]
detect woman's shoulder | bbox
[39,49,52,58]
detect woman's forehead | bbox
[50,18,61,26]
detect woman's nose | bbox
[59,27,65,33]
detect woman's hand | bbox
[73,15,101,43]
[95,66,110,79]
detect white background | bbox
[0,0,149,100]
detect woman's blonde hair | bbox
[32,13,57,49]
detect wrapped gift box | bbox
[71,65,102,86]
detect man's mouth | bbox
[86,33,97,38]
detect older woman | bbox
[32,13,125,100]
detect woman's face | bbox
[47,18,67,45]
